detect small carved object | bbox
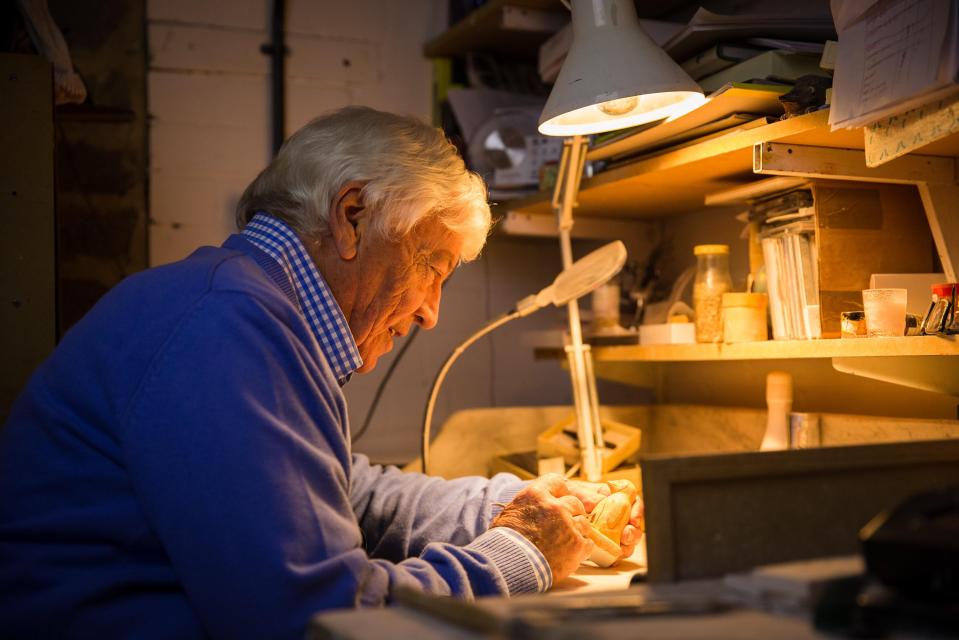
[586,480,637,567]
[778,74,832,118]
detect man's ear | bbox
[328,181,367,261]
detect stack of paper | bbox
[698,50,829,93]
[663,7,837,62]
[829,0,959,130]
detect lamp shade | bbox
[538,0,705,136]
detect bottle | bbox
[693,244,733,343]
[761,371,793,451]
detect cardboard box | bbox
[812,182,934,337]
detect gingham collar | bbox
[241,213,363,383]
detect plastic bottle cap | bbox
[694,244,729,256]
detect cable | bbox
[421,310,521,475]
[350,324,420,444]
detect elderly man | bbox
[0,107,641,638]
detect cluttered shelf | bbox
[502,107,959,219]
[423,0,565,58]
[535,335,959,362]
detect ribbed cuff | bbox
[468,527,552,595]
[490,479,528,519]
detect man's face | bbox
[340,216,462,373]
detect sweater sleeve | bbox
[121,291,547,640]
[350,455,526,560]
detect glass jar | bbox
[693,244,732,343]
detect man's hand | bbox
[567,479,645,564]
[489,474,593,584]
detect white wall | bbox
[148,0,444,264]
[147,0,657,465]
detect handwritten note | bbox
[864,90,959,165]
[829,0,956,130]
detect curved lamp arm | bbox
[420,240,626,476]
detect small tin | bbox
[840,310,867,338]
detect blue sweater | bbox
[0,236,544,639]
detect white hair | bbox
[236,106,492,260]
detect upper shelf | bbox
[424,0,566,59]
[505,109,959,220]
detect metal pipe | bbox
[263,0,286,156]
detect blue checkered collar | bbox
[241,213,363,383]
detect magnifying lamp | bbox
[421,240,627,476]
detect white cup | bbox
[862,288,907,337]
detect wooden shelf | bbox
[537,335,958,362]
[424,0,565,59]
[538,336,959,396]
[506,109,959,219]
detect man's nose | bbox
[415,284,441,330]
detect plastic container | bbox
[862,288,907,337]
[721,292,768,343]
[693,244,733,343]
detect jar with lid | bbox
[722,292,768,343]
[693,244,733,343]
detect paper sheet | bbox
[830,0,958,129]
[663,6,837,62]
[864,88,959,165]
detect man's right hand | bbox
[489,474,594,584]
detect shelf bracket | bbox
[832,356,959,397]
[753,142,958,281]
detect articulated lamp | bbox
[421,0,704,481]
[421,241,627,476]
[538,0,704,481]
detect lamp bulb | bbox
[597,96,638,116]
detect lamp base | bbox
[536,415,641,474]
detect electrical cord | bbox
[421,309,521,475]
[351,324,420,444]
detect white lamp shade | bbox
[538,0,705,136]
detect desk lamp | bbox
[421,240,627,476]
[538,0,704,480]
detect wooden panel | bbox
[642,439,959,582]
[0,54,55,418]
